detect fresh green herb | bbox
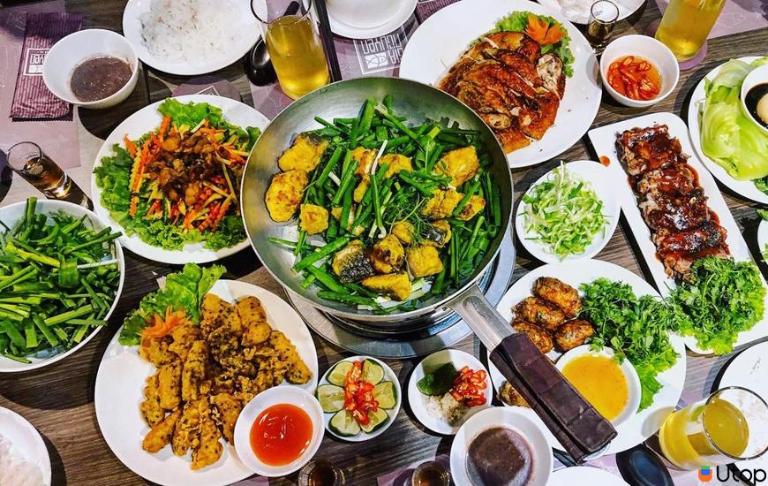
[494,12,575,77]
[522,163,606,258]
[416,362,458,396]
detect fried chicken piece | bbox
[265,169,309,222]
[142,408,181,453]
[512,320,553,354]
[168,323,201,362]
[499,382,530,408]
[237,296,272,347]
[554,319,595,352]
[269,330,312,384]
[532,277,582,318]
[172,398,203,456]
[484,32,541,63]
[277,133,328,172]
[434,146,480,187]
[518,90,560,141]
[536,53,566,98]
[139,339,176,367]
[158,360,182,410]
[210,392,242,443]
[140,373,165,427]
[192,406,223,470]
[182,340,207,402]
[514,296,565,332]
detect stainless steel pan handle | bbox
[450,284,617,463]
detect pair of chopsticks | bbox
[314,0,343,82]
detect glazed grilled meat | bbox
[532,277,582,318]
[616,125,730,279]
[438,31,565,154]
[514,296,565,332]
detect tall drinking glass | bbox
[252,0,330,100]
[6,142,72,198]
[659,386,768,470]
[655,0,726,61]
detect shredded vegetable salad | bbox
[521,163,606,258]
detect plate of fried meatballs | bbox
[94,280,318,486]
[487,259,687,454]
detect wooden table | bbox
[0,1,765,484]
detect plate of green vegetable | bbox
[0,198,124,372]
[91,95,268,264]
[516,160,618,263]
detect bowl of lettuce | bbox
[91,95,270,264]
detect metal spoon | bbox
[245,1,300,86]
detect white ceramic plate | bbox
[0,200,125,373]
[687,56,768,204]
[589,112,768,354]
[122,0,260,75]
[407,349,492,435]
[538,0,645,25]
[0,407,52,486]
[399,0,602,168]
[320,0,417,39]
[91,95,269,265]
[450,406,552,486]
[718,341,768,479]
[94,279,319,486]
[549,466,629,485]
[759,220,768,258]
[516,160,619,263]
[486,259,687,455]
[318,356,401,442]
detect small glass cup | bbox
[7,142,72,199]
[659,386,768,471]
[251,0,330,100]
[412,461,450,486]
[298,458,346,486]
[586,0,620,51]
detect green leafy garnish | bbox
[494,11,575,77]
[118,264,225,346]
[522,163,606,259]
[417,362,458,396]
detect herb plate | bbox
[486,259,687,455]
[588,112,768,355]
[515,160,619,263]
[90,95,270,265]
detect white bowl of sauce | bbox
[43,29,139,109]
[556,345,642,427]
[234,387,325,477]
[741,63,768,134]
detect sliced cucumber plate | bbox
[360,408,389,433]
[327,360,354,386]
[317,384,345,413]
[329,410,361,436]
[361,359,384,385]
[374,381,397,409]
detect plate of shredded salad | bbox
[515,160,618,263]
[92,95,269,264]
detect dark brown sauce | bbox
[70,56,132,102]
[745,83,768,129]
[466,427,533,486]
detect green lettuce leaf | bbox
[494,11,575,77]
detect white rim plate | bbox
[407,349,492,435]
[516,160,619,263]
[589,112,768,354]
[122,0,260,75]
[687,56,768,204]
[718,341,768,477]
[538,0,645,24]
[399,0,602,168]
[0,200,125,373]
[90,95,270,265]
[0,407,52,486]
[549,466,629,485]
[94,279,319,486]
[486,259,687,455]
[759,220,768,258]
[318,356,401,442]
[317,0,417,39]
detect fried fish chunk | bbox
[168,323,201,362]
[237,296,272,347]
[210,392,242,444]
[269,330,312,384]
[142,408,181,453]
[277,133,329,172]
[532,277,582,318]
[139,339,176,367]
[172,398,203,456]
[434,146,479,187]
[158,360,182,410]
[191,405,223,470]
[182,340,207,402]
[265,169,309,222]
[140,373,165,427]
[200,293,232,338]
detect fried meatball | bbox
[499,382,530,408]
[514,296,565,331]
[554,319,595,352]
[532,277,582,318]
[512,320,553,354]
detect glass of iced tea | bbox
[586,0,620,51]
[6,142,72,199]
[655,0,726,61]
[659,386,768,470]
[252,0,330,100]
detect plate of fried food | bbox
[94,264,318,486]
[400,0,601,168]
[487,259,687,455]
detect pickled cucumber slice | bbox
[361,359,384,385]
[327,360,354,386]
[360,408,389,434]
[374,381,397,409]
[329,410,360,437]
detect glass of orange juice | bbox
[654,0,726,61]
[252,0,330,99]
[659,386,768,470]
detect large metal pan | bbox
[241,77,615,461]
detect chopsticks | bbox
[314,0,343,82]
